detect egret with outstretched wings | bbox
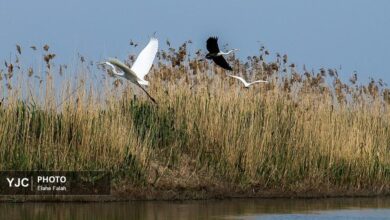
[100,38,158,104]
[228,75,268,88]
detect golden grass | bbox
[0,42,389,197]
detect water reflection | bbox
[1,197,389,220]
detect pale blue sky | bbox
[1,0,389,82]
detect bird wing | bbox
[131,38,159,80]
[212,56,232,70]
[228,75,248,85]
[250,80,268,85]
[206,37,220,53]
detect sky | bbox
[0,0,390,83]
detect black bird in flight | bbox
[206,37,238,71]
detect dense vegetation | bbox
[0,42,389,198]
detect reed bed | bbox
[0,42,389,197]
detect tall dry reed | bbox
[0,42,389,194]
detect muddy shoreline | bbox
[1,187,388,202]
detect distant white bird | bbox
[100,38,159,104]
[206,37,238,71]
[228,75,268,88]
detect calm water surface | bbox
[0,197,389,220]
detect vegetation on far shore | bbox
[0,41,389,198]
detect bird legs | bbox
[137,84,158,105]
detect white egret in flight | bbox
[100,38,158,104]
[228,75,268,88]
[206,37,238,71]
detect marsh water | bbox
[1,197,389,220]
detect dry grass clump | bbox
[0,42,389,196]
